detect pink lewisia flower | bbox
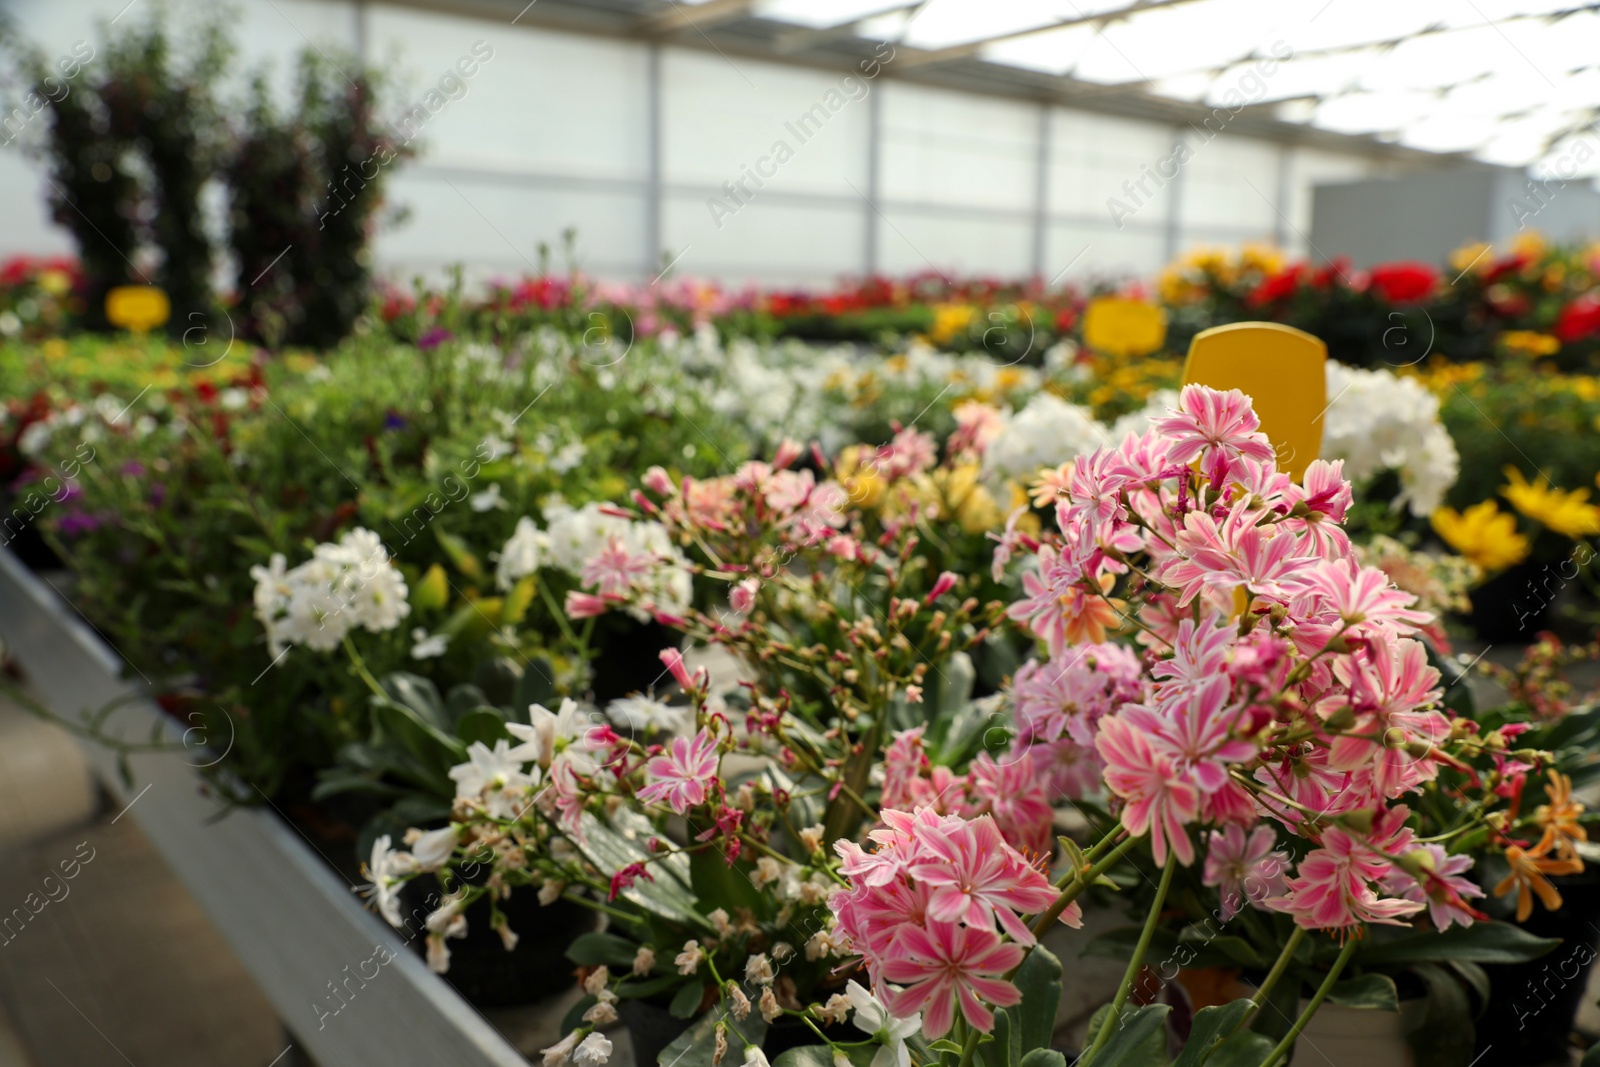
[609,861,655,901]
[880,922,1024,1040]
[908,815,1059,946]
[1152,384,1276,482]
[1382,843,1484,931]
[1096,714,1200,867]
[581,535,657,597]
[1202,824,1290,920]
[565,591,613,618]
[637,728,719,814]
[963,753,1055,858]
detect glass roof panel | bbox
[759,0,1600,169]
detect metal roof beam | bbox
[638,0,759,37]
[893,0,1209,70]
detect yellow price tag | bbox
[105,286,170,333]
[1180,322,1326,481]
[1082,297,1167,358]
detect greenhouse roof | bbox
[487,0,1600,174]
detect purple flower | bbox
[383,410,406,432]
[56,511,104,537]
[417,327,453,351]
[149,483,167,508]
[120,461,146,477]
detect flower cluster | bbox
[1004,383,1490,929]
[250,528,410,656]
[830,808,1070,1039]
[493,499,693,622]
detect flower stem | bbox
[1082,854,1176,1066]
[1257,935,1360,1067]
[1031,833,1139,937]
[956,1021,983,1067]
[1240,926,1306,1031]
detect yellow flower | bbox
[1511,232,1548,261]
[1430,501,1531,572]
[1239,243,1284,276]
[37,270,72,297]
[1450,241,1493,275]
[835,445,885,510]
[1501,466,1600,539]
[1499,330,1561,358]
[928,304,975,346]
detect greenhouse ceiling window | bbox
[680,0,1600,174]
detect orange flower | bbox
[1531,770,1588,860]
[1493,845,1583,922]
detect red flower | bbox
[1247,264,1305,307]
[608,862,654,901]
[1367,261,1438,303]
[1555,295,1600,343]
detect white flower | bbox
[744,953,774,986]
[632,945,655,975]
[847,980,920,1067]
[606,695,690,736]
[220,387,249,411]
[448,740,538,818]
[572,1032,612,1067]
[410,628,449,659]
[981,394,1110,491]
[743,1048,770,1067]
[407,825,457,871]
[541,1031,581,1067]
[251,529,410,657]
[471,483,508,512]
[550,440,587,473]
[496,516,547,590]
[359,834,415,926]
[507,698,589,767]
[1322,363,1458,516]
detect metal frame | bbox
[0,549,529,1067]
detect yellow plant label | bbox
[1181,322,1326,481]
[105,286,170,333]
[1083,297,1167,357]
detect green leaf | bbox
[775,1046,876,1067]
[669,980,706,1019]
[1019,1051,1066,1067]
[978,1007,1017,1067]
[435,528,484,583]
[381,673,451,729]
[370,696,464,784]
[561,995,597,1034]
[1249,971,1299,1046]
[446,683,490,722]
[455,706,508,749]
[654,1004,768,1067]
[503,574,537,625]
[1326,973,1400,1012]
[1172,999,1254,1067]
[1203,1031,1275,1067]
[413,563,449,611]
[1408,962,1476,1067]
[513,658,558,719]
[1177,929,1263,969]
[1086,1003,1169,1067]
[1582,1040,1600,1067]
[1014,945,1063,1056]
[573,813,706,929]
[687,839,764,917]
[1355,921,1560,966]
[1445,959,1490,1014]
[567,931,642,968]
[618,975,681,1000]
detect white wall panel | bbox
[381,170,647,281]
[874,210,1032,277]
[1048,109,1177,225]
[663,51,871,197]
[1181,135,1284,236]
[880,83,1037,210]
[1047,223,1168,283]
[366,11,650,181]
[662,194,864,286]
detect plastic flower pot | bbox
[1473,869,1600,1067]
[1294,999,1426,1067]
[618,997,694,1067]
[397,877,597,1008]
[1463,561,1552,643]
